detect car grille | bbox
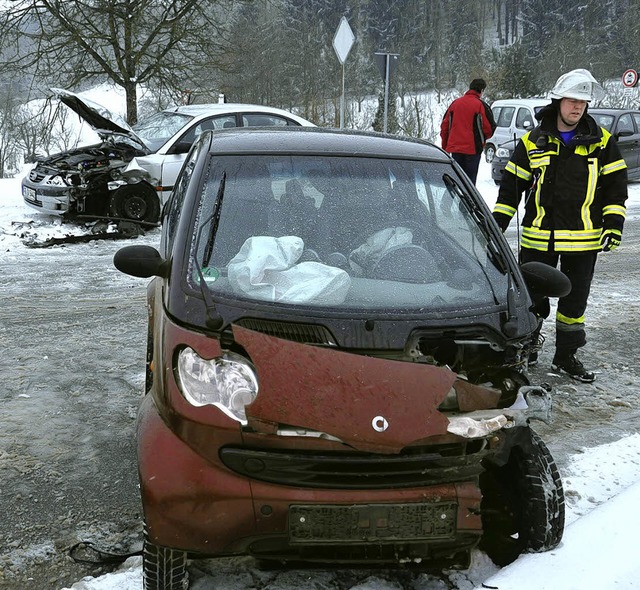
[219,442,489,489]
[235,318,336,346]
[28,170,47,183]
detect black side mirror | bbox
[520,261,571,298]
[168,141,193,155]
[113,245,169,278]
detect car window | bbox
[515,107,534,129]
[242,114,298,127]
[616,114,634,135]
[162,136,207,255]
[592,114,614,132]
[179,115,237,144]
[187,155,508,312]
[492,106,502,123]
[496,107,515,128]
[133,111,194,151]
[633,114,640,132]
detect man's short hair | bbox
[470,78,487,92]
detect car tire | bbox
[479,429,565,567]
[112,183,161,223]
[143,530,189,590]
[485,144,496,163]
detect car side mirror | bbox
[520,261,571,298]
[113,245,170,278]
[168,141,193,155]
[616,130,634,138]
[523,120,532,129]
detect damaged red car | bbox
[114,127,567,590]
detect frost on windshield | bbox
[188,155,508,311]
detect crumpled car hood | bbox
[234,325,459,453]
[53,87,149,151]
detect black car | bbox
[491,107,640,183]
[114,127,566,589]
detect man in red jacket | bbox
[440,78,496,184]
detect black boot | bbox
[552,352,595,383]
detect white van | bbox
[488,98,549,183]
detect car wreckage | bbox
[21,88,313,225]
[114,127,568,590]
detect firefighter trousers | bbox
[520,248,598,355]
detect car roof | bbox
[589,108,640,114]
[204,127,450,160]
[491,98,549,107]
[162,102,315,125]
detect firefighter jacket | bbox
[492,104,628,253]
[440,90,496,155]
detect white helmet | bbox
[549,68,605,102]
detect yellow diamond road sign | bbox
[333,17,355,65]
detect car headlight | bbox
[495,147,512,159]
[176,347,258,424]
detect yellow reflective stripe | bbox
[557,312,585,325]
[581,158,598,230]
[601,159,627,175]
[505,160,532,180]
[554,242,601,252]
[554,229,601,239]
[603,204,626,217]
[521,238,549,251]
[531,167,546,227]
[530,156,551,167]
[494,203,516,216]
[522,227,551,238]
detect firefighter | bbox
[492,69,628,383]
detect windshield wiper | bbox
[192,172,227,330]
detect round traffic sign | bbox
[622,69,638,88]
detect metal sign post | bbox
[374,52,399,133]
[332,17,355,129]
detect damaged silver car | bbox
[21,89,314,223]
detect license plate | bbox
[289,502,457,544]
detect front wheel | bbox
[143,530,189,590]
[111,183,161,223]
[479,429,565,566]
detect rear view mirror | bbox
[520,261,571,298]
[114,245,170,278]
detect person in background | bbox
[440,78,496,184]
[492,69,628,383]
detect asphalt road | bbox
[1,205,639,589]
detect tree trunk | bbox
[125,81,138,126]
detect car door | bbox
[612,112,640,173]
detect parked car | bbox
[114,127,566,589]
[589,108,640,181]
[487,98,548,183]
[21,89,314,223]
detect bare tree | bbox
[0,0,239,124]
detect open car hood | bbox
[234,326,500,453]
[52,87,149,150]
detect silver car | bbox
[21,89,314,223]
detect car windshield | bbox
[132,111,194,151]
[187,155,508,313]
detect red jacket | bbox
[440,90,496,155]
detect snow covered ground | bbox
[1,156,639,589]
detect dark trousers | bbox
[520,249,598,356]
[451,153,482,185]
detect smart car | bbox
[114,127,566,589]
[21,89,314,223]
